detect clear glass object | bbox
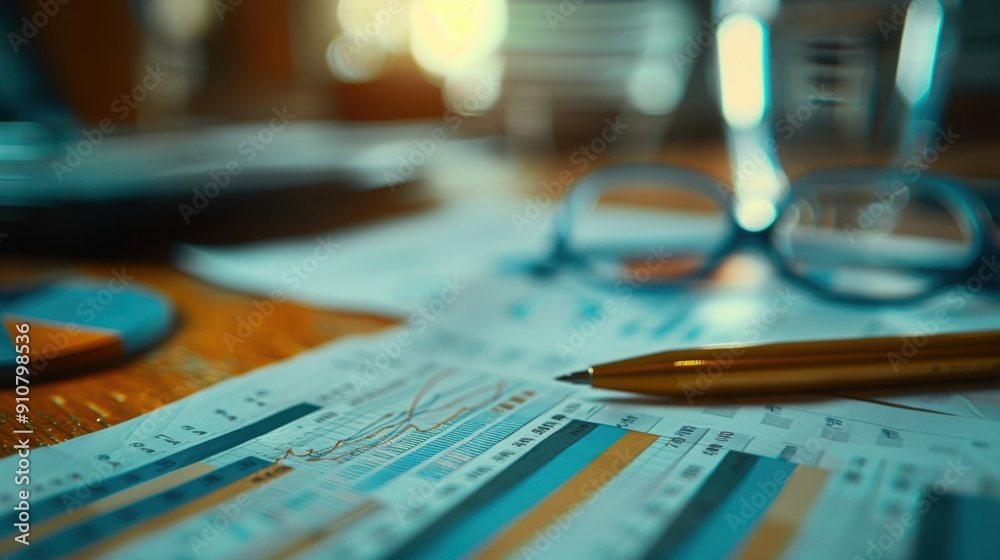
[545,0,997,303]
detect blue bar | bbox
[13,457,272,559]
[918,494,1000,560]
[359,398,554,490]
[416,399,554,481]
[953,495,1000,559]
[412,424,627,559]
[642,451,758,560]
[387,420,600,558]
[11,403,319,528]
[673,455,796,559]
[354,408,502,490]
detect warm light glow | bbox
[326,35,387,82]
[728,131,787,230]
[442,55,504,115]
[735,196,778,232]
[148,0,214,43]
[410,0,507,77]
[717,13,768,130]
[734,157,784,202]
[337,0,383,30]
[895,0,943,107]
[336,0,409,53]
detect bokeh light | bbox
[716,13,768,130]
[409,0,507,78]
[147,0,215,44]
[895,0,944,107]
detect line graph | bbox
[277,369,506,464]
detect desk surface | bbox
[2,140,996,457]
[0,262,393,456]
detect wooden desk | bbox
[0,262,394,457]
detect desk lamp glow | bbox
[329,0,506,114]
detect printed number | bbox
[16,366,29,376]
[15,335,28,344]
[214,409,238,421]
[15,355,28,365]
[676,426,697,437]
[15,345,28,354]
[155,434,181,446]
[17,323,28,334]
[703,443,723,456]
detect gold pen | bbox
[555,330,1000,396]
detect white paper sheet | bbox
[2,322,998,559]
[177,200,1000,419]
[175,201,549,317]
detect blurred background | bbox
[3,0,1000,451]
[1,0,999,254]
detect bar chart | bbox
[2,331,997,560]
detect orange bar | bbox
[265,500,381,559]
[78,463,291,559]
[475,431,658,560]
[0,462,215,557]
[737,466,829,560]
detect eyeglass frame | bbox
[547,162,999,305]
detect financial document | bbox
[177,200,1000,418]
[26,203,1000,558]
[419,273,1000,414]
[3,323,998,559]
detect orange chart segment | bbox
[5,315,124,367]
[475,430,660,560]
[5,316,121,353]
[736,466,830,560]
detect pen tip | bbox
[555,370,591,384]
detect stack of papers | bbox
[4,202,998,558]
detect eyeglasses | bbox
[546,163,1000,303]
[541,0,994,304]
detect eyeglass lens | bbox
[565,180,732,284]
[772,175,979,300]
